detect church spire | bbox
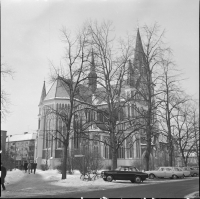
[134,28,144,63]
[88,49,97,93]
[39,81,46,105]
[133,28,146,73]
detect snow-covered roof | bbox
[6,133,37,142]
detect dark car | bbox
[101,166,148,183]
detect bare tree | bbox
[131,23,171,170]
[172,101,198,166]
[157,54,190,166]
[42,25,92,179]
[85,20,149,170]
[1,62,14,120]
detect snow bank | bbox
[4,169,25,185]
[36,169,136,190]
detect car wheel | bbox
[193,173,197,177]
[135,176,142,183]
[172,175,178,179]
[149,174,155,179]
[106,175,113,182]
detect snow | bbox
[4,169,26,185]
[2,168,196,198]
[6,133,36,142]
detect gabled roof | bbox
[44,76,92,103]
[44,77,70,100]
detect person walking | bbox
[1,163,7,191]
[33,161,37,174]
[27,162,31,174]
[31,162,34,173]
[24,161,28,173]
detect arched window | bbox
[118,145,125,159]
[103,137,109,159]
[126,136,134,158]
[57,119,62,148]
[136,139,140,158]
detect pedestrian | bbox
[31,162,34,173]
[24,161,28,173]
[1,163,7,191]
[33,161,37,174]
[27,162,31,174]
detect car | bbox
[101,166,148,183]
[189,167,199,177]
[145,167,184,179]
[178,167,191,177]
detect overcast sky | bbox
[1,0,199,135]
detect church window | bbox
[103,137,110,159]
[126,136,134,158]
[38,119,40,129]
[118,145,125,159]
[136,139,140,158]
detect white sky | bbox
[1,0,199,135]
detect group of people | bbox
[23,161,37,174]
[1,160,38,191]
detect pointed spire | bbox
[39,81,46,105]
[133,28,145,71]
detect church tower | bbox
[35,81,46,168]
[88,49,97,93]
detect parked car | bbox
[101,166,148,183]
[178,167,191,177]
[189,167,199,177]
[145,167,184,179]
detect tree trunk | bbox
[62,143,68,179]
[145,125,151,171]
[111,148,118,170]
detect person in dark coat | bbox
[30,162,34,173]
[33,161,37,174]
[1,163,7,191]
[27,162,31,174]
[24,162,28,173]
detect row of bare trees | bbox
[40,20,198,179]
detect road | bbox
[32,178,199,198]
[1,172,198,198]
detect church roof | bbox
[44,76,92,103]
[44,77,70,101]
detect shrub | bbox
[40,164,49,171]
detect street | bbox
[32,178,199,198]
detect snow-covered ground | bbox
[2,168,197,198]
[4,169,26,185]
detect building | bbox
[6,132,37,169]
[1,130,7,154]
[36,29,164,170]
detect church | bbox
[34,29,169,170]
